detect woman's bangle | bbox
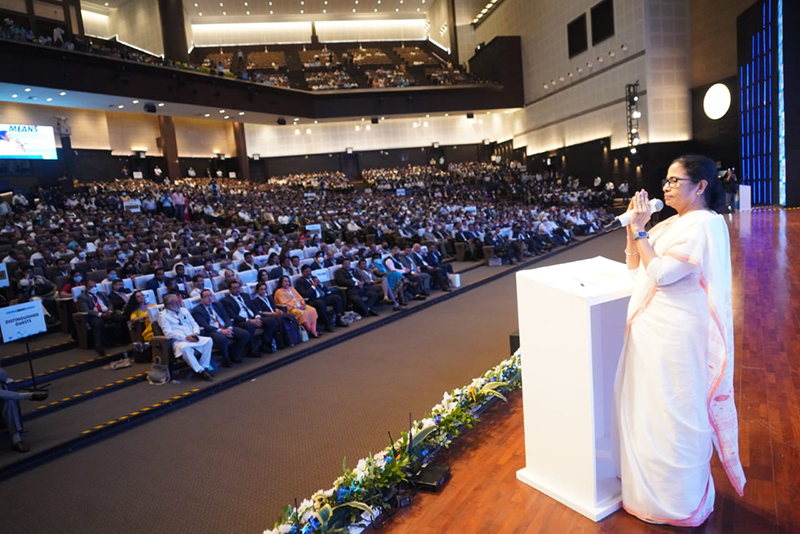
[624,250,639,256]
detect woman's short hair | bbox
[672,155,727,213]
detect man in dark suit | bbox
[107,278,131,311]
[191,289,250,367]
[309,252,325,271]
[295,265,347,331]
[333,258,379,317]
[424,247,454,274]
[238,252,258,272]
[75,280,126,355]
[145,268,169,292]
[484,231,518,264]
[269,257,292,280]
[221,281,275,355]
[410,244,450,291]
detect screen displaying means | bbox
[0,124,58,159]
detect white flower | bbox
[263,529,279,534]
[278,525,293,534]
[299,499,314,514]
[324,488,335,498]
[356,458,368,472]
[420,417,435,428]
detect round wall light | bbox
[703,83,731,120]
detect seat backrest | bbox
[211,276,225,292]
[71,286,85,301]
[304,247,319,258]
[156,286,169,303]
[289,249,304,259]
[238,269,257,284]
[183,297,200,311]
[141,289,157,305]
[147,305,163,324]
[267,279,278,295]
[312,268,330,282]
[135,274,154,290]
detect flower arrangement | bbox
[264,351,522,534]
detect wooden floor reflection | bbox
[380,209,800,534]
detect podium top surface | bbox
[516,256,633,305]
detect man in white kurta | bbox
[157,295,213,379]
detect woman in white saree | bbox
[615,155,746,526]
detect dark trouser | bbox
[346,287,378,315]
[261,316,282,348]
[308,293,343,326]
[403,273,426,295]
[88,315,108,353]
[424,267,449,289]
[208,327,250,363]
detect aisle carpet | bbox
[0,231,627,534]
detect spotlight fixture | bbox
[59,92,66,96]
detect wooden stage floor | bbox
[380,209,800,534]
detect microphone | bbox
[604,198,664,230]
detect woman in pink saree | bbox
[615,155,746,526]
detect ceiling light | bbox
[353,8,356,11]
[631,128,638,134]
[295,129,300,135]
[244,1,247,4]
[24,88,31,92]
[300,9,303,13]
[396,8,399,11]
[158,103,165,107]
[413,121,419,128]
[444,113,448,117]
[632,110,641,119]
[220,110,226,113]
[306,128,311,134]
[355,0,358,3]
[374,8,377,11]
[223,11,226,14]
[219,2,223,5]
[199,12,202,15]
[204,113,210,117]
[423,121,428,127]
[194,2,197,5]
[11,94,17,98]
[269,10,272,13]
[104,2,108,5]
[224,115,230,119]
[366,124,371,130]
[46,97,52,101]
[417,7,420,10]
[132,100,139,103]
[323,9,326,12]
[630,147,637,154]
[355,125,360,131]
[246,10,249,14]
[59,91,66,96]
[239,112,245,115]
[314,120,318,124]
[380,117,385,120]
[118,105,124,108]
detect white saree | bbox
[614,209,746,526]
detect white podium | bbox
[738,184,752,211]
[515,256,633,521]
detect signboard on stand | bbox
[0,300,47,343]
